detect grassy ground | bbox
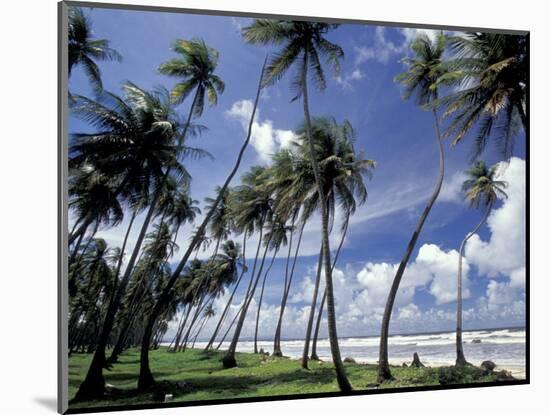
[69,347,504,409]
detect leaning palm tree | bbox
[73,84,198,401]
[455,161,507,366]
[254,219,290,353]
[289,118,372,369]
[137,57,269,392]
[242,20,352,391]
[438,33,527,158]
[378,33,447,382]
[68,7,122,92]
[222,166,274,367]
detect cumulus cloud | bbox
[439,170,467,203]
[355,27,407,65]
[225,99,297,164]
[335,68,365,90]
[465,157,526,287]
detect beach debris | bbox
[481,360,497,373]
[164,394,174,403]
[495,370,515,381]
[366,383,380,389]
[402,362,408,368]
[472,339,482,344]
[343,357,356,364]
[411,352,425,368]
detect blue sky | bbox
[68,7,526,341]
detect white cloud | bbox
[400,28,439,45]
[465,157,526,283]
[439,170,467,203]
[334,68,365,90]
[397,303,420,320]
[355,27,406,65]
[225,99,297,164]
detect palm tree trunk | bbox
[273,220,304,357]
[254,248,278,353]
[301,51,352,392]
[222,232,273,368]
[311,214,349,360]
[456,201,492,366]
[377,108,444,382]
[206,231,248,350]
[137,57,268,391]
[301,245,323,369]
[171,304,194,352]
[181,295,209,351]
[216,306,241,349]
[112,211,137,291]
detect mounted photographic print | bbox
[58,1,529,413]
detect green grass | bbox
[68,347,502,409]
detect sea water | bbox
[192,327,526,379]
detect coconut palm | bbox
[68,7,122,92]
[204,191,250,350]
[68,238,115,352]
[455,161,507,366]
[438,33,527,158]
[68,170,123,261]
[242,20,352,391]
[74,83,201,400]
[204,187,233,255]
[137,57,268,391]
[254,219,291,353]
[221,166,275,367]
[180,240,242,351]
[378,33,447,382]
[290,118,372,369]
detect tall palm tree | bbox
[378,33,447,382]
[311,209,351,360]
[73,83,199,401]
[254,219,290,353]
[267,150,304,357]
[68,7,122,92]
[204,186,233,255]
[137,57,269,391]
[222,166,274,367]
[438,33,527,158]
[455,161,507,366]
[76,38,222,397]
[290,118,372,369]
[180,240,242,351]
[68,170,123,261]
[242,20,352,391]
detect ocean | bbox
[191,327,526,379]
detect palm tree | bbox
[222,166,274,367]
[204,186,233,255]
[378,33,447,382]
[68,7,122,92]
[68,170,123,261]
[438,33,527,158]
[254,219,290,353]
[311,209,351,360]
[137,57,268,391]
[73,84,199,401]
[242,20,352,391]
[180,240,242,351]
[455,161,507,366]
[290,118,372,369]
